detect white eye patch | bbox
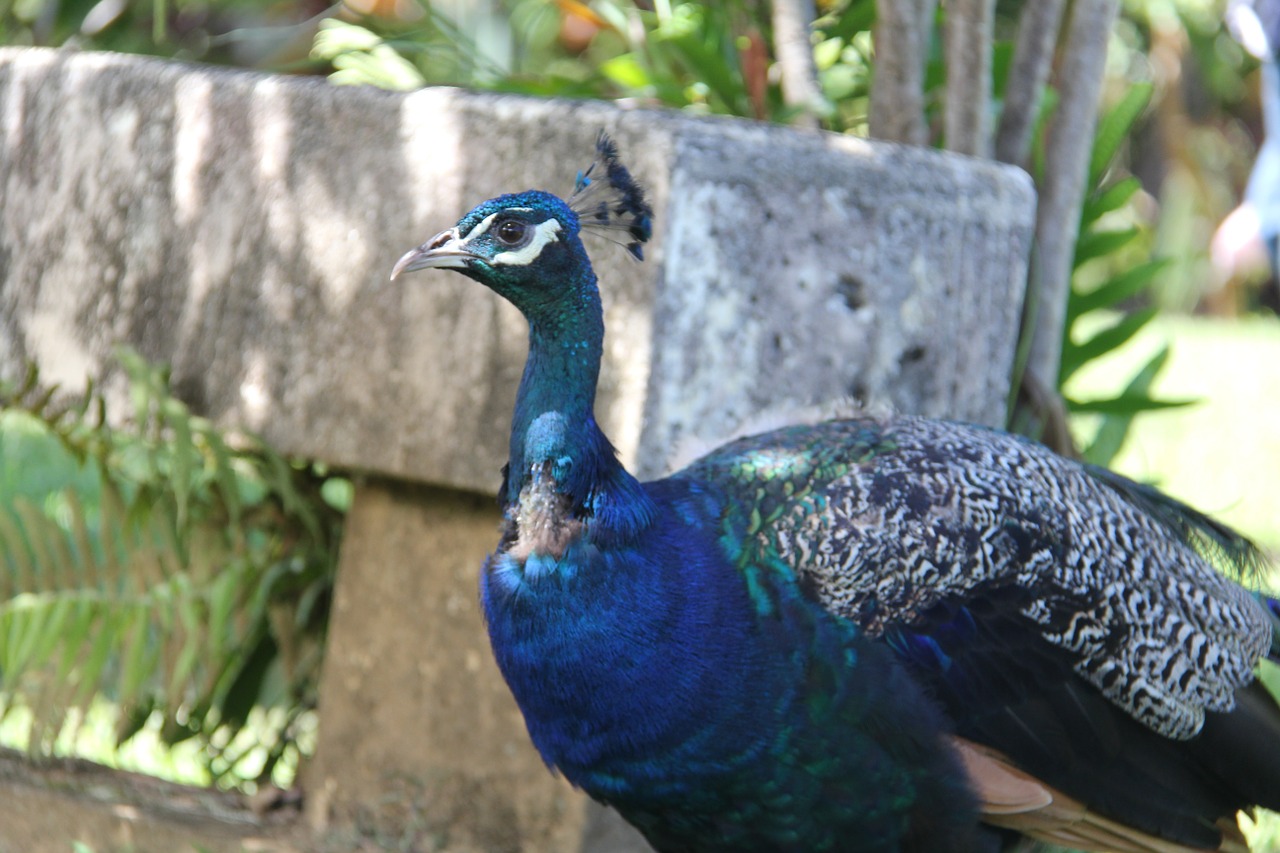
[461,208,537,240]
[491,218,563,266]
[463,211,501,240]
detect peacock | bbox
[391,133,1280,853]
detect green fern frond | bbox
[0,348,341,786]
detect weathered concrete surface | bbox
[0,47,1034,491]
[303,480,586,851]
[640,129,1033,474]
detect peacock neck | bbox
[512,312,603,460]
[502,271,656,545]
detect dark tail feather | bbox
[1195,680,1280,815]
[1253,591,1280,660]
[1084,463,1270,583]
[1086,465,1280,821]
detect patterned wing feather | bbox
[682,416,1272,741]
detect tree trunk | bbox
[870,0,937,144]
[772,0,823,129]
[995,0,1069,168]
[944,0,996,157]
[1025,0,1122,395]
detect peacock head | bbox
[390,132,653,321]
[391,190,590,313]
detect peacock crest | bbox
[568,131,653,260]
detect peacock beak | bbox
[390,228,479,280]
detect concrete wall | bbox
[0,47,1037,851]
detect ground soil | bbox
[0,747,306,853]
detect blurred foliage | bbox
[313,1,794,112]
[0,348,342,786]
[1117,0,1279,314]
[0,0,333,69]
[1061,82,1196,466]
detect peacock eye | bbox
[495,218,528,246]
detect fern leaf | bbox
[1061,307,1159,383]
[13,500,57,594]
[1089,82,1153,186]
[116,609,157,712]
[1068,258,1171,321]
[1074,226,1141,268]
[0,505,39,595]
[2,349,340,784]
[165,397,195,534]
[1081,175,1142,224]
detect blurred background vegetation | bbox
[2,0,1279,834]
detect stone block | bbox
[302,479,585,851]
[0,47,1034,492]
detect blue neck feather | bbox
[504,261,653,542]
[484,477,789,789]
[508,299,603,492]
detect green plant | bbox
[592,1,775,117]
[1059,83,1195,465]
[0,0,331,71]
[313,1,788,114]
[0,348,342,785]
